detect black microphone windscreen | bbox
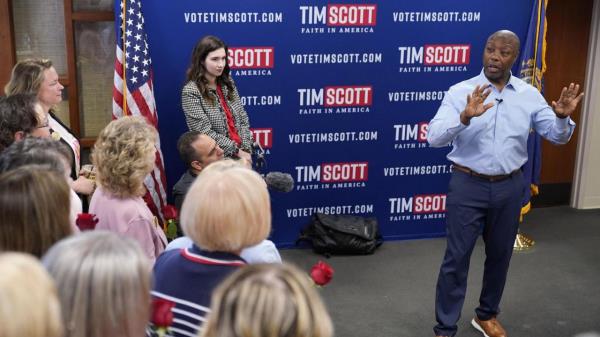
[264,172,294,193]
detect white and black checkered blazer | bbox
[181,80,253,157]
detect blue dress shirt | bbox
[427,70,575,175]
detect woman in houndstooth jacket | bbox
[181,35,254,163]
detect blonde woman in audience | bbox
[43,231,151,337]
[0,166,72,257]
[151,163,272,337]
[166,159,282,264]
[0,252,63,337]
[4,58,94,195]
[90,116,166,262]
[201,263,334,337]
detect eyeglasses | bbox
[37,120,49,129]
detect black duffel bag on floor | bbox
[297,213,383,256]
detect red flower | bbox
[310,261,334,286]
[75,213,98,231]
[151,298,175,328]
[162,205,178,221]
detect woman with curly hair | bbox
[200,263,334,337]
[182,35,253,163]
[90,116,167,262]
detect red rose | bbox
[75,213,98,231]
[162,205,178,221]
[310,261,334,286]
[151,298,175,327]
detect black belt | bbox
[452,163,519,182]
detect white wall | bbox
[572,0,600,209]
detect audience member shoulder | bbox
[154,247,182,269]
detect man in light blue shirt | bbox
[428,30,583,337]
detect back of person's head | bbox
[180,161,271,252]
[177,130,202,167]
[0,165,71,257]
[4,58,53,96]
[201,263,334,337]
[42,231,151,337]
[0,137,72,175]
[92,115,157,197]
[200,158,241,173]
[0,252,63,337]
[0,94,39,152]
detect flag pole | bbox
[514,0,548,251]
[532,0,543,90]
[121,0,128,116]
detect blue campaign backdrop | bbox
[141,0,534,246]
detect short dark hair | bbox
[0,94,38,152]
[177,131,202,168]
[0,137,72,174]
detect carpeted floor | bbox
[280,206,600,337]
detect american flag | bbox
[113,0,167,221]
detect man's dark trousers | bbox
[433,169,524,337]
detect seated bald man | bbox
[173,131,225,211]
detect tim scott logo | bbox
[394,123,428,142]
[393,123,429,150]
[388,194,447,221]
[295,162,368,190]
[251,128,272,152]
[399,45,470,65]
[228,47,274,76]
[298,86,372,106]
[397,44,470,73]
[299,4,377,33]
[228,47,274,68]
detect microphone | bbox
[495,98,503,103]
[264,172,294,193]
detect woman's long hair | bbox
[0,165,72,257]
[4,58,52,96]
[42,231,151,337]
[185,35,235,104]
[201,263,333,337]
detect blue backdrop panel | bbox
[143,0,533,246]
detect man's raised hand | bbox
[460,85,495,125]
[552,83,584,119]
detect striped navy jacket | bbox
[148,246,246,337]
